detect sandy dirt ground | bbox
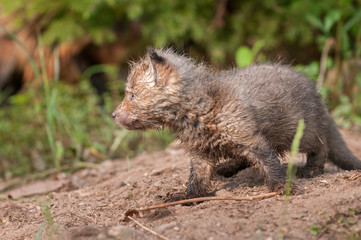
[1,129,361,240]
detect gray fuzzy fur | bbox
[113,48,361,197]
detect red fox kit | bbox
[113,48,361,197]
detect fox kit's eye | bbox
[130,92,135,100]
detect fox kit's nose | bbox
[112,111,129,124]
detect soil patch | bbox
[1,130,361,240]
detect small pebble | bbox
[215,189,232,196]
[154,180,163,187]
[156,221,177,233]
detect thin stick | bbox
[124,192,277,217]
[139,192,277,211]
[127,215,170,240]
[317,38,334,89]
[123,192,277,239]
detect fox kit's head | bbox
[112,48,180,130]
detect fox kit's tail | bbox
[326,117,361,170]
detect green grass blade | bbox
[285,119,305,196]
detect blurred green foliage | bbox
[235,40,265,67]
[0,79,174,178]
[2,0,359,63]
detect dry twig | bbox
[317,38,335,89]
[348,172,361,181]
[209,0,227,31]
[127,215,170,240]
[123,192,278,218]
[122,192,278,240]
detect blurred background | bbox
[0,0,360,181]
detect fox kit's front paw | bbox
[187,158,215,198]
[186,175,211,198]
[265,176,286,195]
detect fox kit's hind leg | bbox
[297,144,328,178]
[244,137,286,193]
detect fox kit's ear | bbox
[147,48,165,64]
[147,48,177,87]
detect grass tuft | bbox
[279,119,305,239]
[0,29,174,180]
[285,119,305,196]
